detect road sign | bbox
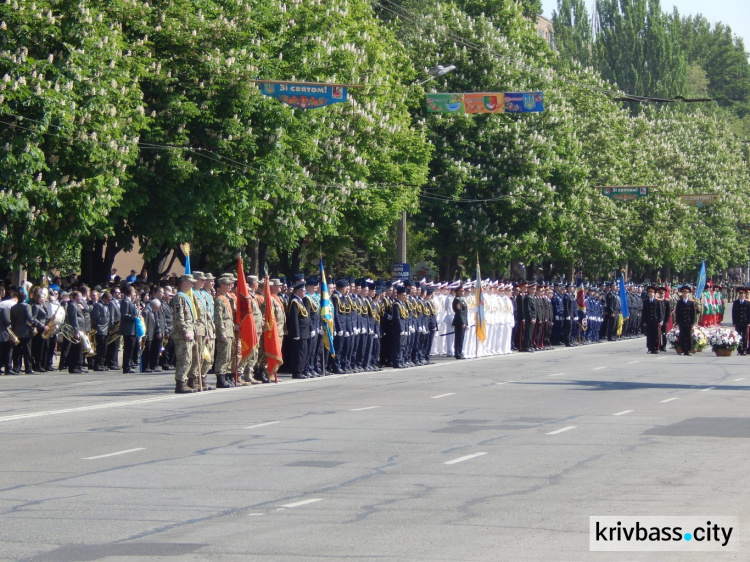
[680,194,718,207]
[391,263,410,281]
[600,186,649,201]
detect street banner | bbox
[680,194,718,207]
[464,93,505,114]
[504,91,544,113]
[259,81,348,109]
[426,92,543,113]
[426,93,465,113]
[601,186,649,201]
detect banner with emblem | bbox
[426,91,542,113]
[257,80,354,109]
[504,91,544,113]
[464,93,504,114]
[680,194,718,207]
[426,93,465,113]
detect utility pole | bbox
[396,211,407,263]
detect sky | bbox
[540,0,750,50]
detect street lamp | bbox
[416,64,457,86]
[395,64,457,277]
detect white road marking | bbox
[83,448,145,460]
[444,452,487,465]
[547,373,566,377]
[281,498,323,508]
[734,378,745,382]
[248,513,264,516]
[431,393,455,399]
[656,356,667,360]
[660,398,679,403]
[350,406,380,411]
[613,410,634,416]
[245,421,280,429]
[547,426,577,435]
[627,361,640,364]
[700,387,716,392]
[592,367,606,371]
[495,381,514,385]
[0,395,193,423]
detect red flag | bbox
[263,275,283,382]
[236,257,259,364]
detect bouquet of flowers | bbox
[666,325,709,352]
[708,327,741,351]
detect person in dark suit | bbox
[11,290,45,374]
[91,291,110,371]
[642,286,664,354]
[65,291,86,373]
[675,285,696,356]
[452,286,468,359]
[604,283,621,341]
[522,283,538,352]
[732,287,750,355]
[120,286,139,374]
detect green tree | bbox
[0,0,147,277]
[594,0,686,98]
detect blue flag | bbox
[618,272,630,320]
[319,258,335,358]
[696,261,706,298]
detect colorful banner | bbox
[680,194,718,207]
[259,81,348,109]
[426,92,542,113]
[601,186,649,201]
[504,91,544,113]
[426,93,465,113]
[464,93,504,114]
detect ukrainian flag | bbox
[319,258,336,357]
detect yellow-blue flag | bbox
[320,258,335,357]
[475,259,486,342]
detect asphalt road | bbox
[1,333,749,561]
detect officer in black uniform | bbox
[391,285,408,368]
[286,281,311,379]
[642,286,664,354]
[451,285,468,359]
[675,285,696,356]
[732,287,750,355]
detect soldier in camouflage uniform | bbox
[172,275,197,394]
[199,273,216,383]
[188,272,214,391]
[213,275,236,388]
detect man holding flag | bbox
[236,257,259,385]
[319,258,336,371]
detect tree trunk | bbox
[258,241,268,276]
[80,238,121,286]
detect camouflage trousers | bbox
[201,338,215,377]
[175,337,199,383]
[188,336,206,380]
[215,336,234,375]
[241,339,264,382]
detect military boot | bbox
[216,374,232,388]
[201,376,215,391]
[175,381,194,394]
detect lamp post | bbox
[396,64,457,273]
